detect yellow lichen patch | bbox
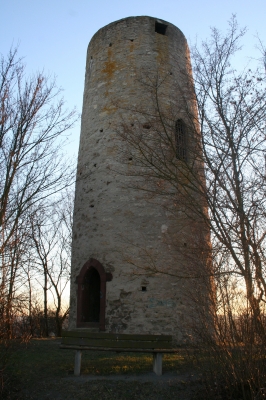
[129,41,135,53]
[107,146,118,155]
[100,104,117,115]
[156,34,169,65]
[102,47,116,80]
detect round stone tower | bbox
[69,16,211,342]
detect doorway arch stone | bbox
[76,258,112,330]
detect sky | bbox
[1,0,266,158]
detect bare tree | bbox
[0,46,77,338]
[117,16,266,338]
[29,190,73,336]
[256,34,266,73]
[193,16,266,337]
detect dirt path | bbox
[21,372,203,400]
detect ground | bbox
[4,338,207,400]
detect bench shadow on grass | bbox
[10,338,188,379]
[4,339,202,400]
[81,352,185,375]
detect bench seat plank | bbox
[62,337,172,349]
[60,344,178,353]
[62,331,172,341]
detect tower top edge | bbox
[89,16,186,44]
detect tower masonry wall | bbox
[69,16,210,342]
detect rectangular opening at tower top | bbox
[155,22,167,35]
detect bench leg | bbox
[153,353,162,376]
[74,350,82,376]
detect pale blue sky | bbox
[1,0,265,157]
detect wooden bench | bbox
[60,330,176,376]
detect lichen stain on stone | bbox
[107,146,118,155]
[120,289,131,299]
[102,47,116,80]
[129,41,135,53]
[100,104,117,115]
[156,34,169,65]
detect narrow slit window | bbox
[155,22,167,35]
[175,119,187,161]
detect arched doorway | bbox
[76,258,112,330]
[82,267,100,322]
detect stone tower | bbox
[69,16,211,342]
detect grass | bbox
[3,338,198,399]
[81,352,186,375]
[10,338,186,376]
